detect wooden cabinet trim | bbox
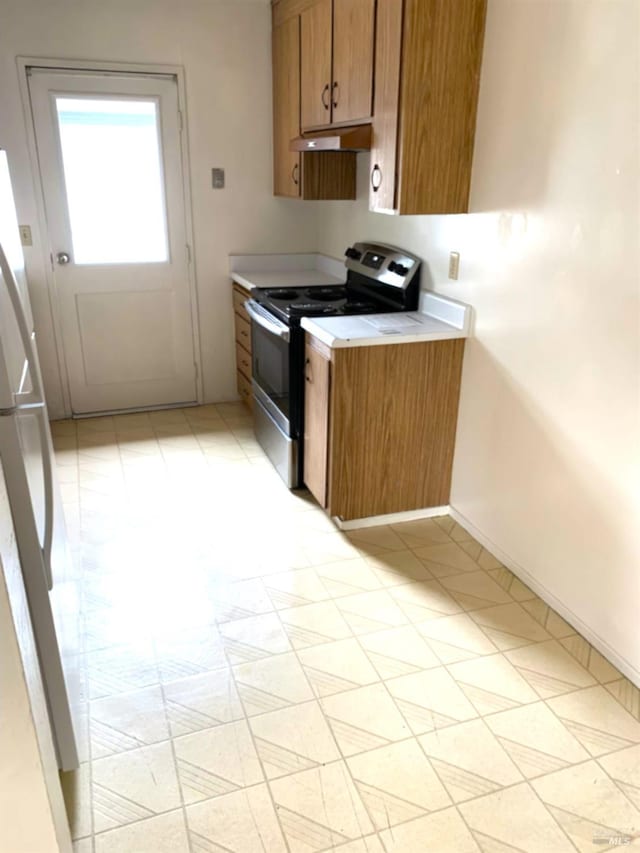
[300,0,333,131]
[234,313,252,352]
[368,0,403,213]
[232,284,251,323]
[306,335,332,360]
[235,341,252,381]
[273,0,318,27]
[331,0,376,126]
[273,16,302,197]
[236,370,253,409]
[303,335,331,508]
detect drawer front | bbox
[237,370,253,409]
[235,341,252,379]
[234,313,252,352]
[232,285,250,323]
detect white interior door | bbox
[28,69,198,415]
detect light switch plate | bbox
[211,168,225,189]
[448,251,460,280]
[19,225,32,247]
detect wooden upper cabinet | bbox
[369,0,488,214]
[299,0,375,130]
[300,0,333,130]
[273,4,355,199]
[331,0,375,125]
[273,16,301,197]
[369,0,403,213]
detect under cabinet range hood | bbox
[289,124,372,153]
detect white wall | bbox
[315,0,640,680]
[0,0,317,417]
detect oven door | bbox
[245,300,291,434]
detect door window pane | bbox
[55,98,169,265]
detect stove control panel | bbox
[344,241,421,290]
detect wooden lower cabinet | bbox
[303,336,331,507]
[303,333,466,521]
[232,283,253,410]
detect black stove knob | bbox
[345,247,362,261]
[388,260,409,276]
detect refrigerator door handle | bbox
[0,244,45,403]
[38,407,55,590]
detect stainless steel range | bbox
[245,242,422,487]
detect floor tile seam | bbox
[591,761,640,814]
[419,712,527,786]
[539,695,640,757]
[157,680,193,853]
[346,621,448,761]
[450,802,484,853]
[267,605,382,843]
[430,646,600,709]
[435,774,583,847]
[602,680,640,719]
[347,626,498,819]
[85,660,97,847]
[266,755,381,843]
[525,781,583,852]
[217,618,295,853]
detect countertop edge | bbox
[230,273,256,291]
[300,321,468,349]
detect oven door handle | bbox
[245,300,290,343]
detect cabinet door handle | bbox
[371,163,383,192]
[332,81,339,109]
[321,83,330,110]
[292,162,299,185]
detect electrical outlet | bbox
[19,225,32,247]
[448,251,460,280]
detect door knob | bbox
[56,252,71,265]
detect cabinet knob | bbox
[371,164,382,192]
[332,81,339,109]
[321,83,330,110]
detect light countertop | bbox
[229,253,472,348]
[301,293,472,349]
[229,252,345,291]
[231,269,344,291]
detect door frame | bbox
[16,57,204,417]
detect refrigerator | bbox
[0,148,79,771]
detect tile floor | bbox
[52,403,640,852]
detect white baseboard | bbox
[449,506,640,689]
[334,505,450,530]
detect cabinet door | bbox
[273,17,301,197]
[303,337,331,507]
[369,0,403,212]
[332,0,375,125]
[300,0,333,130]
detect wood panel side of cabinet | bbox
[303,336,332,508]
[368,0,404,212]
[396,0,488,214]
[301,151,356,200]
[300,0,333,130]
[273,0,318,27]
[328,339,465,521]
[332,0,376,126]
[273,16,301,197]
